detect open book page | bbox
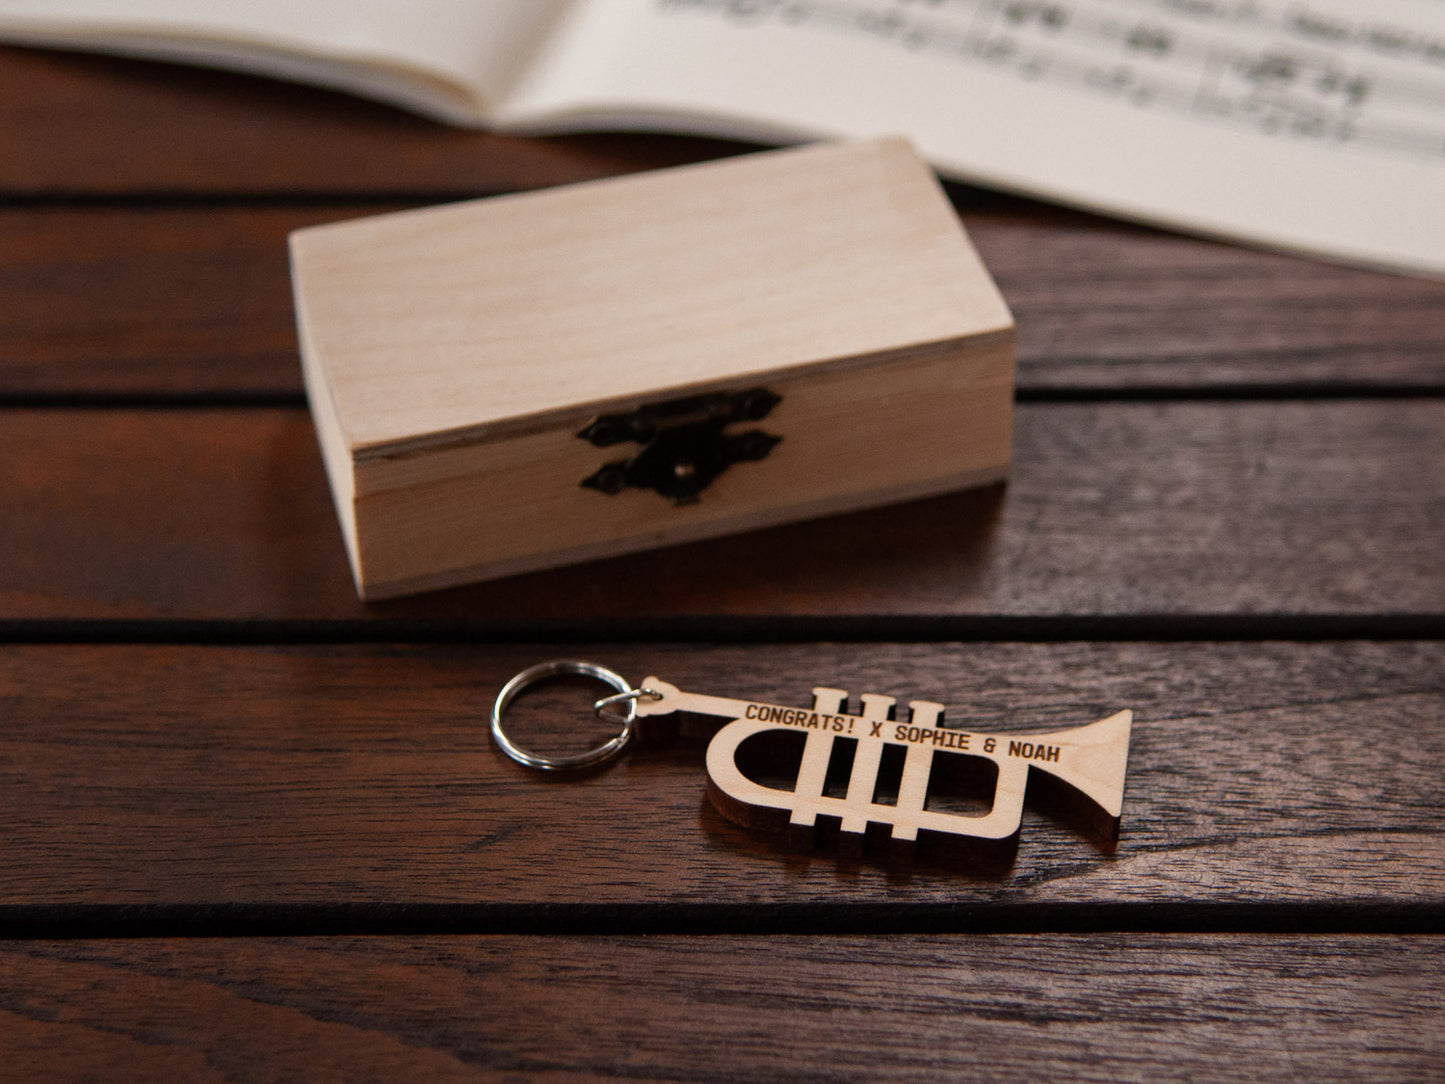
[0,0,568,123]
[498,0,1445,277]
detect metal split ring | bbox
[593,687,662,724]
[491,659,647,772]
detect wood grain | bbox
[2,402,1440,622]
[3,205,1442,397]
[969,212,1445,391]
[293,139,1010,446]
[0,641,1439,914]
[641,678,1131,846]
[2,934,1441,1081]
[0,45,740,197]
[0,206,355,395]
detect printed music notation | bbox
[658,0,1445,159]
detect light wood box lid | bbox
[289,138,1012,461]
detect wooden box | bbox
[290,139,1014,599]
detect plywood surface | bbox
[293,139,1011,448]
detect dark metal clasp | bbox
[578,388,782,503]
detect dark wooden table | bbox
[2,44,1442,1080]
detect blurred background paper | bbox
[1,0,1441,276]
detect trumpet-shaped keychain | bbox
[492,660,1133,858]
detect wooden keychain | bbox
[491,660,1133,858]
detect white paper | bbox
[0,0,565,120]
[500,0,1445,276]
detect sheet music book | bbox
[2,0,1442,276]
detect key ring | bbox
[491,659,651,771]
[490,659,1134,859]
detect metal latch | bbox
[578,388,782,503]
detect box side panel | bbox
[293,239,364,591]
[351,335,1013,598]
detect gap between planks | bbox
[1,615,1444,645]
[1,901,1442,940]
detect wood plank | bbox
[970,213,1445,391]
[3,205,1442,397]
[3,934,1441,1080]
[0,642,1439,913]
[1,402,1440,622]
[0,45,738,197]
[0,206,338,395]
